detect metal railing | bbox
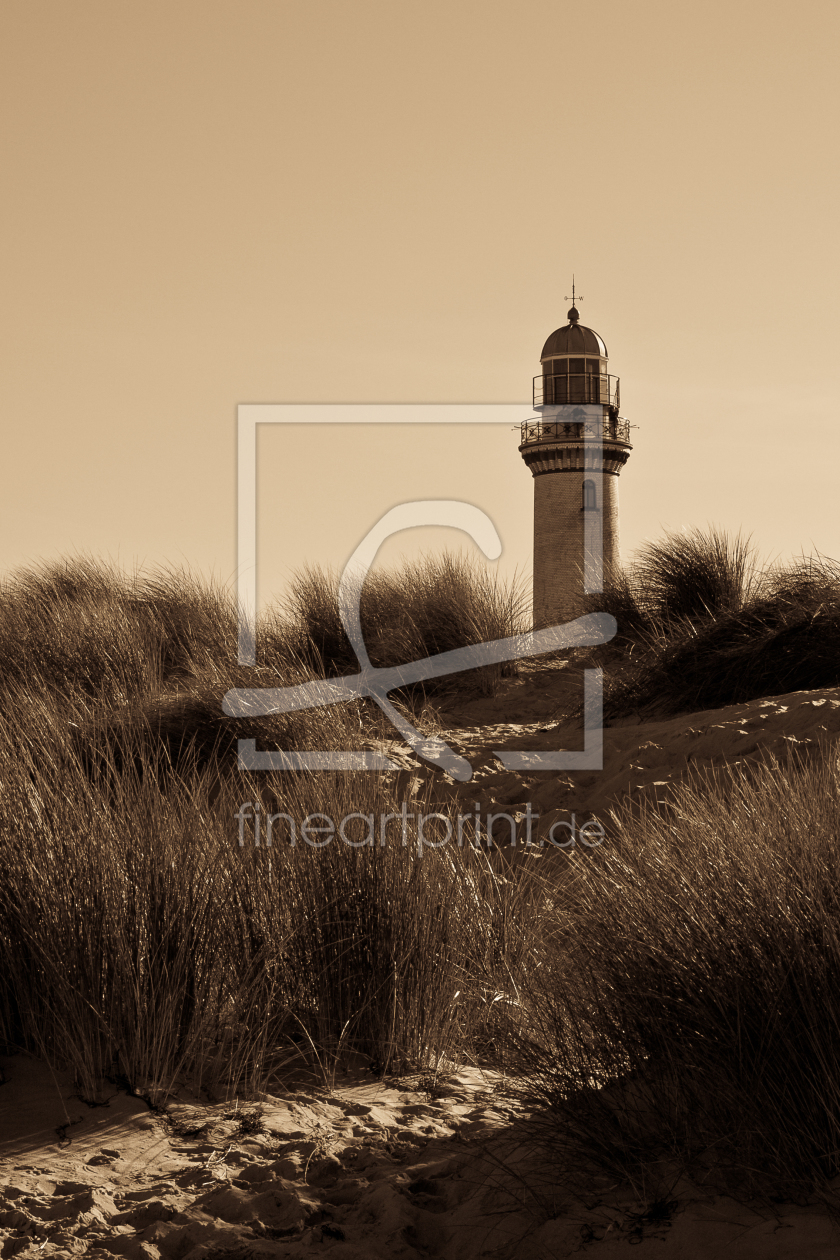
[533,372,620,409]
[520,415,632,445]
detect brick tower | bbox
[519,300,632,628]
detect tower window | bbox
[582,479,597,510]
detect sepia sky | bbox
[1,0,838,614]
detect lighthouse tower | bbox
[518,298,632,628]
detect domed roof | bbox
[541,306,607,359]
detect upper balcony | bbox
[533,371,620,410]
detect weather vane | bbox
[565,276,582,307]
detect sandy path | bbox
[2,1052,839,1259]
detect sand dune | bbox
[4,675,840,1257]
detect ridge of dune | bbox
[384,665,840,838]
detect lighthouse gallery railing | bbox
[520,414,632,445]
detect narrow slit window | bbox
[582,479,597,510]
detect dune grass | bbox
[5,550,840,1204]
[589,528,840,718]
[0,730,537,1103]
[0,554,538,1104]
[282,550,527,695]
[521,747,840,1198]
[631,525,759,626]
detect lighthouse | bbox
[518,294,632,628]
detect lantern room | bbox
[535,304,619,409]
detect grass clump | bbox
[0,553,540,1102]
[283,550,527,695]
[523,748,840,1198]
[609,559,840,718]
[589,528,840,718]
[0,728,537,1100]
[631,525,758,626]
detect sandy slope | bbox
[4,673,840,1258]
[452,685,840,828]
[410,664,840,841]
